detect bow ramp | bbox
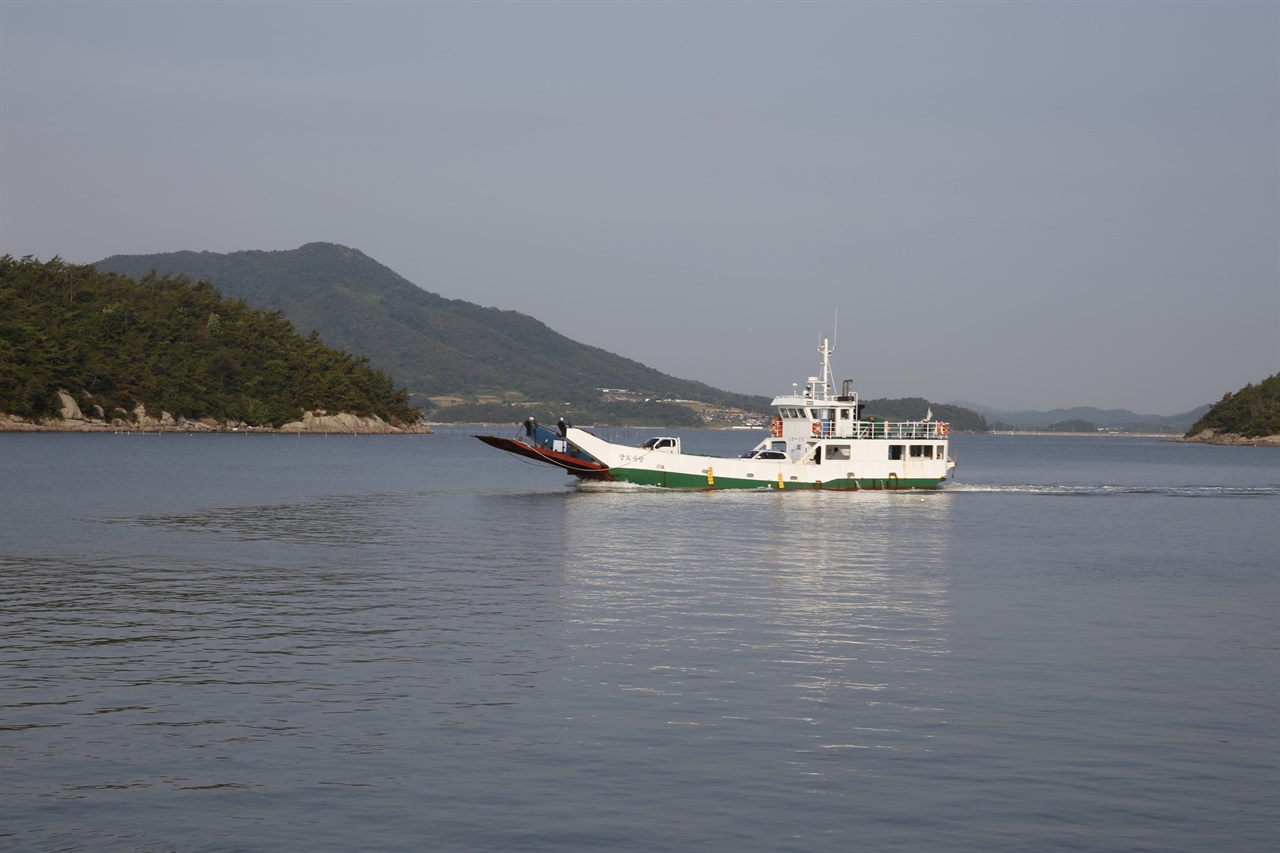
[475,419,610,477]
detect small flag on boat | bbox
[924,408,933,421]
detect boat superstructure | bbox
[476,337,955,490]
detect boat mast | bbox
[815,335,834,402]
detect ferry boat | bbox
[476,337,955,490]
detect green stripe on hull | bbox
[604,468,942,490]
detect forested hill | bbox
[96,243,771,418]
[0,256,419,428]
[1185,373,1280,439]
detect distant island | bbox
[0,255,428,433]
[1179,373,1280,446]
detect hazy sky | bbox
[2,1,1276,414]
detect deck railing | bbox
[815,420,949,440]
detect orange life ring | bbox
[812,421,822,436]
[936,423,950,436]
[770,417,783,438]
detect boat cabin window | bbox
[756,450,787,460]
[839,408,850,420]
[826,444,850,461]
[909,445,934,458]
[642,437,677,450]
[770,440,786,452]
[888,444,904,460]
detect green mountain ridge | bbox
[96,243,770,419]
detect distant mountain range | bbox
[953,401,1210,432]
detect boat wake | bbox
[574,479,662,492]
[941,483,1278,498]
[573,479,780,493]
[570,480,1278,498]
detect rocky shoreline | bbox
[1176,429,1280,447]
[1,412,434,434]
[1,393,433,435]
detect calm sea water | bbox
[2,429,1276,852]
